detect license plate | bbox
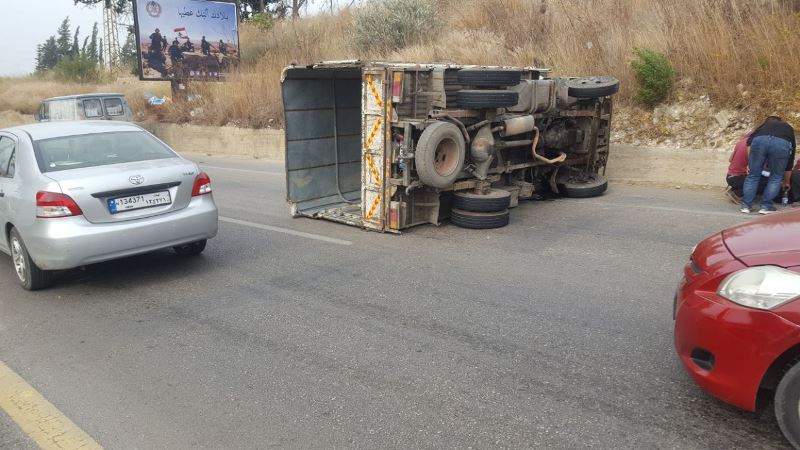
[108,191,171,214]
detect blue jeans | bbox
[742,135,791,209]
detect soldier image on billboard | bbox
[201,36,211,56]
[146,28,168,77]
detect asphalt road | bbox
[0,154,790,448]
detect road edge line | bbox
[0,360,102,450]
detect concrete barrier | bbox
[606,144,729,188]
[132,125,736,189]
[141,122,285,160]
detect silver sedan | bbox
[0,121,218,290]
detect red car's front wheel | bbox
[776,360,800,448]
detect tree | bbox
[36,37,60,72]
[56,17,72,60]
[86,23,99,61]
[72,26,81,57]
[74,0,128,14]
[290,0,307,18]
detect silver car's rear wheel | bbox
[10,236,26,284]
[8,228,53,291]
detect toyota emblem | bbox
[129,175,145,185]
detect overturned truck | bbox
[281,61,618,232]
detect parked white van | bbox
[35,93,134,122]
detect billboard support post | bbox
[170,79,187,102]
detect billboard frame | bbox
[131,0,241,82]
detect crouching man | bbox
[726,131,767,203]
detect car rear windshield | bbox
[34,131,176,172]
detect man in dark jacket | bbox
[201,36,211,56]
[741,116,796,214]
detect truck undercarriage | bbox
[281,61,617,232]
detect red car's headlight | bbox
[718,266,800,310]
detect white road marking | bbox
[219,216,353,246]
[576,200,744,217]
[200,164,282,175]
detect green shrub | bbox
[351,0,438,53]
[53,55,102,83]
[630,48,675,106]
[248,12,274,31]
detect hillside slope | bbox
[2,0,798,144]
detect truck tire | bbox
[415,121,466,189]
[9,228,53,291]
[453,189,511,212]
[456,90,519,109]
[457,69,523,87]
[557,172,608,198]
[775,360,800,449]
[566,76,620,98]
[450,208,510,229]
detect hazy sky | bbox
[0,0,104,76]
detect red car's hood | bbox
[722,209,800,267]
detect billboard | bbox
[132,0,240,81]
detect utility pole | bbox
[102,0,121,69]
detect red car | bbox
[675,209,800,446]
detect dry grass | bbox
[3,0,800,129]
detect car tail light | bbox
[36,191,83,218]
[192,172,212,196]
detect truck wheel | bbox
[566,76,620,98]
[557,172,608,198]
[457,69,523,87]
[415,121,466,189]
[9,228,53,291]
[450,208,510,229]
[456,90,519,109]
[775,360,800,448]
[453,189,511,212]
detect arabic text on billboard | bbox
[135,0,239,81]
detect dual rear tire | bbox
[451,188,511,229]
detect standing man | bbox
[741,116,796,214]
[201,36,211,56]
[218,39,228,55]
